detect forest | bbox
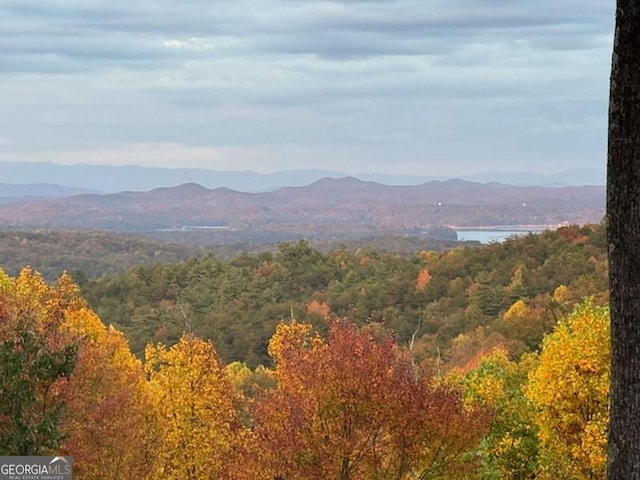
[0,223,610,479]
[82,223,608,369]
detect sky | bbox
[0,0,614,176]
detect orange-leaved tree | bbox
[59,305,158,480]
[254,320,490,480]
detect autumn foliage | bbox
[526,302,610,479]
[456,301,610,480]
[60,308,156,480]
[0,262,613,480]
[255,320,490,480]
[0,268,156,476]
[0,268,78,455]
[145,334,243,480]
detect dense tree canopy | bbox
[83,225,608,369]
[0,224,615,479]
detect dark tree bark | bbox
[608,1,640,478]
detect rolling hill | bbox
[0,178,604,237]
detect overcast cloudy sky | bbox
[0,0,614,175]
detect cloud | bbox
[1,0,612,69]
[0,0,614,176]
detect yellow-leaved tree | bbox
[145,334,243,480]
[462,348,539,479]
[0,268,80,455]
[526,302,609,479]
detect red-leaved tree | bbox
[254,320,490,480]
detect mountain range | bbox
[0,183,98,203]
[0,162,605,195]
[0,177,605,239]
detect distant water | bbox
[456,230,539,244]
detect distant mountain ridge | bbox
[0,177,605,235]
[0,161,605,193]
[0,183,99,199]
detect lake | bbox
[456,229,543,244]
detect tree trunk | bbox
[607,1,640,478]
